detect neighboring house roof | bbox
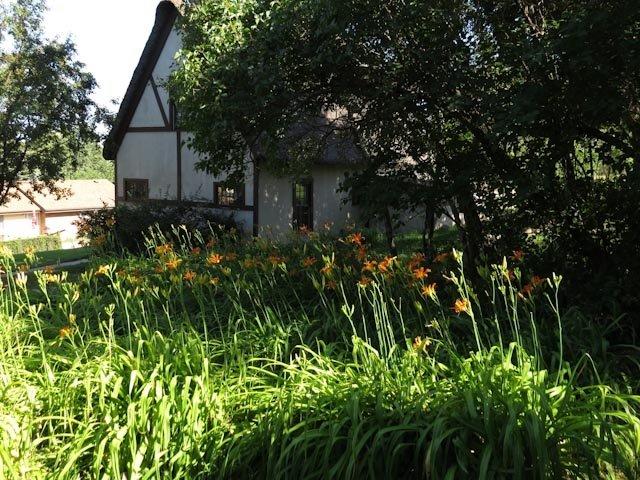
[0,180,115,215]
[103,1,180,160]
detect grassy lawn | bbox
[368,226,461,255]
[14,246,92,267]
[0,231,637,478]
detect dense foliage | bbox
[170,0,640,319]
[0,230,638,478]
[62,143,114,181]
[0,0,100,205]
[0,233,61,255]
[75,202,238,253]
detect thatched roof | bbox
[103,1,180,160]
[103,1,366,168]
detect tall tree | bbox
[0,0,99,204]
[63,142,114,180]
[171,0,640,289]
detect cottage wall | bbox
[0,214,40,241]
[111,3,453,241]
[258,165,360,238]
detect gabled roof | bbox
[103,1,181,160]
[103,1,366,168]
[0,180,115,215]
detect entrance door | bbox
[292,180,313,231]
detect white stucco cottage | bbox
[103,0,369,237]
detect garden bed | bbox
[0,229,638,479]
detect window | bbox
[124,179,149,201]
[292,179,313,230]
[214,182,245,207]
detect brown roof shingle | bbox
[0,180,115,215]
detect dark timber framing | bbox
[128,126,173,133]
[176,129,182,201]
[115,197,254,211]
[103,1,179,160]
[105,1,265,233]
[253,161,260,236]
[150,77,170,128]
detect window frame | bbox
[123,178,149,202]
[292,178,313,231]
[213,182,246,208]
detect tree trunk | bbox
[422,208,436,258]
[383,207,398,256]
[456,188,484,267]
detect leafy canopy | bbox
[171,0,640,310]
[0,0,99,204]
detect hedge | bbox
[1,234,62,255]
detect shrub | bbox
[0,234,61,255]
[75,202,238,253]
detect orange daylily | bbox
[413,267,431,281]
[96,265,110,276]
[320,263,334,276]
[191,247,202,255]
[268,254,284,265]
[520,283,534,297]
[453,298,470,314]
[358,276,372,287]
[298,226,311,236]
[520,275,546,297]
[207,253,223,266]
[183,270,197,282]
[421,283,437,298]
[156,244,173,256]
[412,336,431,352]
[434,252,450,263]
[165,259,182,271]
[362,260,377,272]
[323,221,334,231]
[378,256,395,274]
[302,257,317,268]
[349,232,364,246]
[59,325,74,339]
[408,253,426,270]
[531,275,545,287]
